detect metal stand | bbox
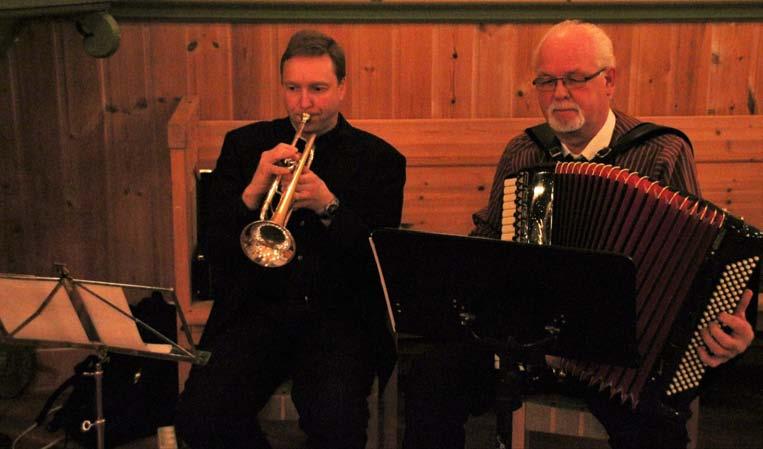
[472,331,560,449]
[0,265,211,449]
[80,348,108,449]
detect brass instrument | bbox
[240,113,316,267]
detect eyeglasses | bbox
[532,67,608,92]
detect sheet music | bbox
[0,276,171,354]
[0,278,91,344]
[79,283,172,354]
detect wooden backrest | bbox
[169,96,763,325]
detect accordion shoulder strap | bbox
[525,121,694,163]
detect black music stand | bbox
[0,265,209,449]
[369,229,639,447]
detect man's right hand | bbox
[241,143,300,210]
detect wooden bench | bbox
[169,95,762,448]
[170,95,763,329]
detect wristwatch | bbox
[319,196,340,219]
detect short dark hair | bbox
[280,30,346,82]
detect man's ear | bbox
[604,67,616,96]
[338,77,347,101]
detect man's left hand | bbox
[283,168,335,214]
[698,289,755,367]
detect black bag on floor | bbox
[36,292,178,448]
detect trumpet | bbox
[240,113,316,267]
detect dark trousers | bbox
[401,343,495,449]
[401,344,692,449]
[174,301,375,449]
[586,390,692,449]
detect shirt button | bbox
[297,255,303,261]
[299,220,305,227]
[304,295,310,303]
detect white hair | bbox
[532,20,616,70]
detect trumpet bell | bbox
[240,220,296,267]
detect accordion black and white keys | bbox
[502,162,762,404]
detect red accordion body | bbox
[503,162,761,405]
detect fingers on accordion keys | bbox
[671,257,758,395]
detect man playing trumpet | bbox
[175,29,406,449]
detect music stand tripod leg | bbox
[81,348,108,449]
[494,346,524,449]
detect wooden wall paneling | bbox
[394,24,433,118]
[0,38,24,273]
[231,25,279,120]
[12,22,67,276]
[601,24,635,115]
[103,23,167,286]
[707,23,759,115]
[148,23,190,288]
[473,24,517,118]
[681,115,763,163]
[752,25,763,115]
[673,23,712,115]
[348,24,396,118]
[510,23,550,118]
[57,21,111,281]
[697,162,763,229]
[630,24,679,115]
[149,23,189,122]
[186,23,234,120]
[431,25,476,118]
[402,165,493,234]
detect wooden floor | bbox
[1,337,761,449]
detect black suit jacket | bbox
[204,113,406,380]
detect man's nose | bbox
[552,79,571,98]
[299,90,313,108]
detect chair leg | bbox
[687,397,699,449]
[511,404,527,449]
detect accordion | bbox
[502,162,761,405]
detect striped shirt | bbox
[470,110,700,238]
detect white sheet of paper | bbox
[79,283,172,354]
[0,278,90,344]
[0,277,171,354]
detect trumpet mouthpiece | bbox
[300,112,311,123]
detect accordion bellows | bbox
[502,162,761,405]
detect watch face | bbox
[321,198,339,218]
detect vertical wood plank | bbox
[630,24,678,115]
[707,23,757,115]
[432,25,476,118]
[473,24,518,118]
[150,23,188,121]
[749,25,762,115]
[673,23,712,115]
[510,23,548,118]
[231,24,279,120]
[394,24,433,118]
[602,24,636,114]
[148,23,190,287]
[57,20,110,280]
[186,24,234,120]
[11,21,65,276]
[0,31,24,273]
[348,24,396,118]
[103,22,168,285]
